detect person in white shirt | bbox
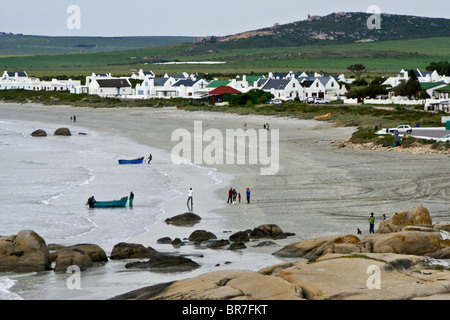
[187,188,193,208]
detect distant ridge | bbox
[0,34,197,56]
[194,12,450,48]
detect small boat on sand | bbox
[118,157,144,164]
[87,196,128,208]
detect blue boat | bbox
[118,157,144,164]
[87,196,128,208]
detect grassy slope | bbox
[0,34,197,56]
[0,37,448,77]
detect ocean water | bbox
[0,118,242,300]
[0,119,176,248]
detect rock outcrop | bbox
[54,128,71,136]
[0,230,52,273]
[188,230,217,243]
[54,248,94,272]
[112,253,450,300]
[124,252,200,272]
[274,207,450,259]
[378,207,432,233]
[110,242,157,260]
[249,224,294,240]
[31,129,47,137]
[164,212,201,227]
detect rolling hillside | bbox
[0,34,196,56]
[0,12,448,76]
[193,12,450,49]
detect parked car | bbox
[268,99,283,105]
[306,97,316,104]
[437,134,450,142]
[314,98,330,104]
[389,125,412,134]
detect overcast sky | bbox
[1,0,449,37]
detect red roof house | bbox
[209,86,242,95]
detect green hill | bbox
[0,12,448,76]
[193,12,450,49]
[0,34,196,56]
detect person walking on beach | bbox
[369,213,375,234]
[246,188,251,204]
[129,191,134,207]
[227,188,233,203]
[238,193,241,203]
[187,188,193,209]
[147,154,152,164]
[233,189,237,203]
[73,115,76,122]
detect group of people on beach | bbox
[70,115,76,122]
[358,212,388,235]
[227,187,250,204]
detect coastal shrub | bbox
[431,141,450,151]
[349,128,377,143]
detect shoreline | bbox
[1,102,450,299]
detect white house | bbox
[383,69,443,88]
[131,69,155,80]
[299,76,327,99]
[0,71,40,90]
[413,69,442,83]
[233,75,266,92]
[260,78,303,100]
[134,76,177,98]
[88,78,132,97]
[1,71,80,91]
[315,76,341,98]
[171,79,209,98]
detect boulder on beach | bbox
[249,224,290,240]
[31,129,47,137]
[65,244,108,262]
[124,252,200,272]
[54,128,72,136]
[273,234,363,259]
[378,207,432,233]
[110,242,157,260]
[228,242,247,250]
[157,237,173,244]
[0,230,52,273]
[273,229,450,259]
[164,212,201,227]
[54,248,94,272]
[188,230,217,243]
[49,243,108,263]
[362,228,447,256]
[205,239,230,249]
[112,253,450,300]
[229,231,249,243]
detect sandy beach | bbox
[1,102,449,299]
